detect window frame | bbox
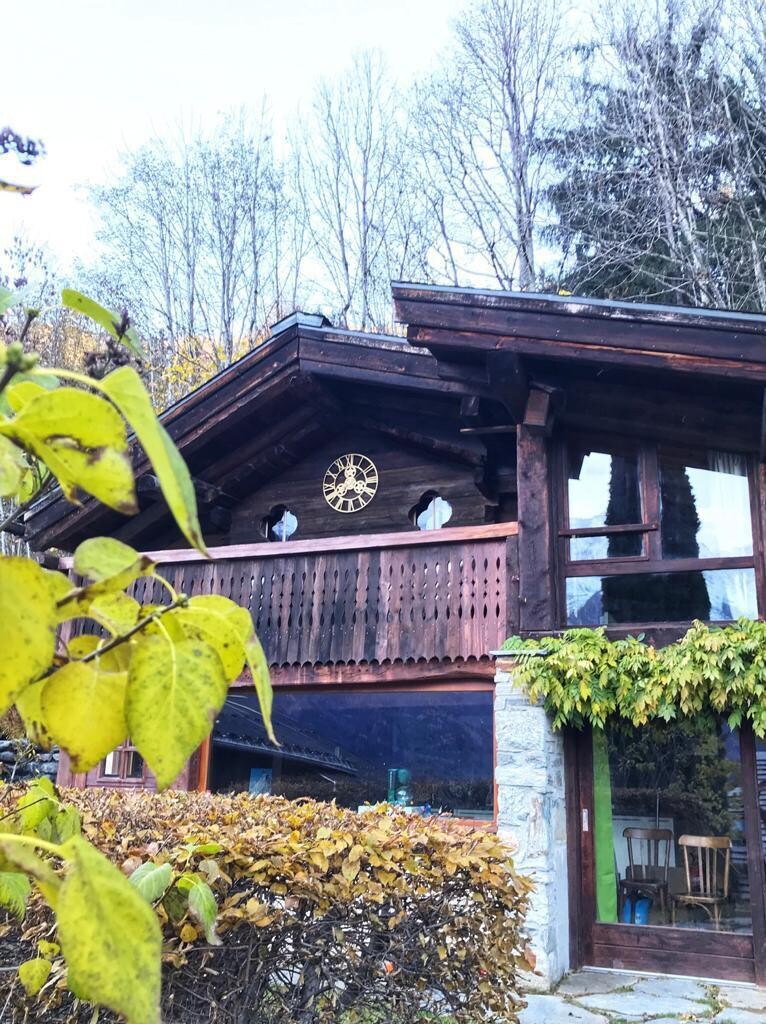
[557,435,760,628]
[97,741,147,785]
[209,680,498,830]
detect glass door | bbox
[577,719,766,983]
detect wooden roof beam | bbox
[406,326,766,385]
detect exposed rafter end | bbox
[523,386,563,436]
[485,351,528,423]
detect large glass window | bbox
[660,451,752,559]
[594,719,751,934]
[567,569,757,626]
[562,441,757,626]
[209,689,494,821]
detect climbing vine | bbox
[502,619,766,736]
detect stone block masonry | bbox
[495,657,569,990]
[0,739,59,784]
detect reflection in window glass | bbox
[267,507,298,542]
[566,568,757,625]
[124,750,144,779]
[568,449,642,529]
[416,495,453,531]
[102,751,120,776]
[568,448,642,559]
[661,451,752,559]
[570,534,643,561]
[210,690,493,820]
[594,719,750,934]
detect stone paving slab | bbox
[520,993,609,1023]
[525,971,766,1024]
[714,985,766,1012]
[649,1019,711,1024]
[556,970,643,997]
[631,975,708,1002]
[712,1010,766,1024]
[576,989,710,1020]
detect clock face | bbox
[323,453,379,513]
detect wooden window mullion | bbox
[642,445,662,560]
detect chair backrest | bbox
[623,827,672,882]
[678,835,731,898]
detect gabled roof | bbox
[392,282,766,382]
[24,315,479,551]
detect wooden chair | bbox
[618,827,672,923]
[671,835,731,930]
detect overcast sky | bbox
[2,0,464,269]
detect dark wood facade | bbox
[27,290,766,984]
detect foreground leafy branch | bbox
[0,286,274,1023]
[504,619,766,735]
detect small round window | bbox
[412,493,453,531]
[264,506,298,542]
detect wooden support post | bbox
[517,389,556,632]
[196,735,212,791]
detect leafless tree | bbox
[88,110,306,401]
[294,53,432,331]
[414,0,568,290]
[548,0,766,311]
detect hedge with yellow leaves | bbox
[0,788,531,1024]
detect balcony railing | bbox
[130,522,519,670]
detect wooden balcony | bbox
[135,523,519,671]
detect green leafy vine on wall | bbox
[502,619,766,736]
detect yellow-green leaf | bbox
[67,635,131,673]
[0,558,56,712]
[0,837,61,909]
[18,957,51,996]
[0,285,19,315]
[129,862,172,904]
[58,556,154,621]
[15,678,54,748]
[101,366,206,553]
[171,597,248,682]
[73,537,143,581]
[0,434,25,496]
[89,591,141,634]
[187,879,220,945]
[42,661,128,774]
[0,386,137,513]
[57,835,161,1024]
[245,633,274,744]
[192,596,275,742]
[33,437,136,512]
[126,635,227,789]
[61,289,144,359]
[2,386,128,451]
[6,380,46,412]
[0,871,31,917]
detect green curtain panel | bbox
[592,728,618,923]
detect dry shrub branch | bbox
[0,788,531,1023]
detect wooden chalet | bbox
[25,288,766,988]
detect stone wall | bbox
[0,740,59,784]
[494,658,569,990]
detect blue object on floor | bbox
[620,897,633,924]
[634,897,651,925]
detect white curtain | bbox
[703,451,755,619]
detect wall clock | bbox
[323,453,379,513]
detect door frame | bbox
[567,723,766,985]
